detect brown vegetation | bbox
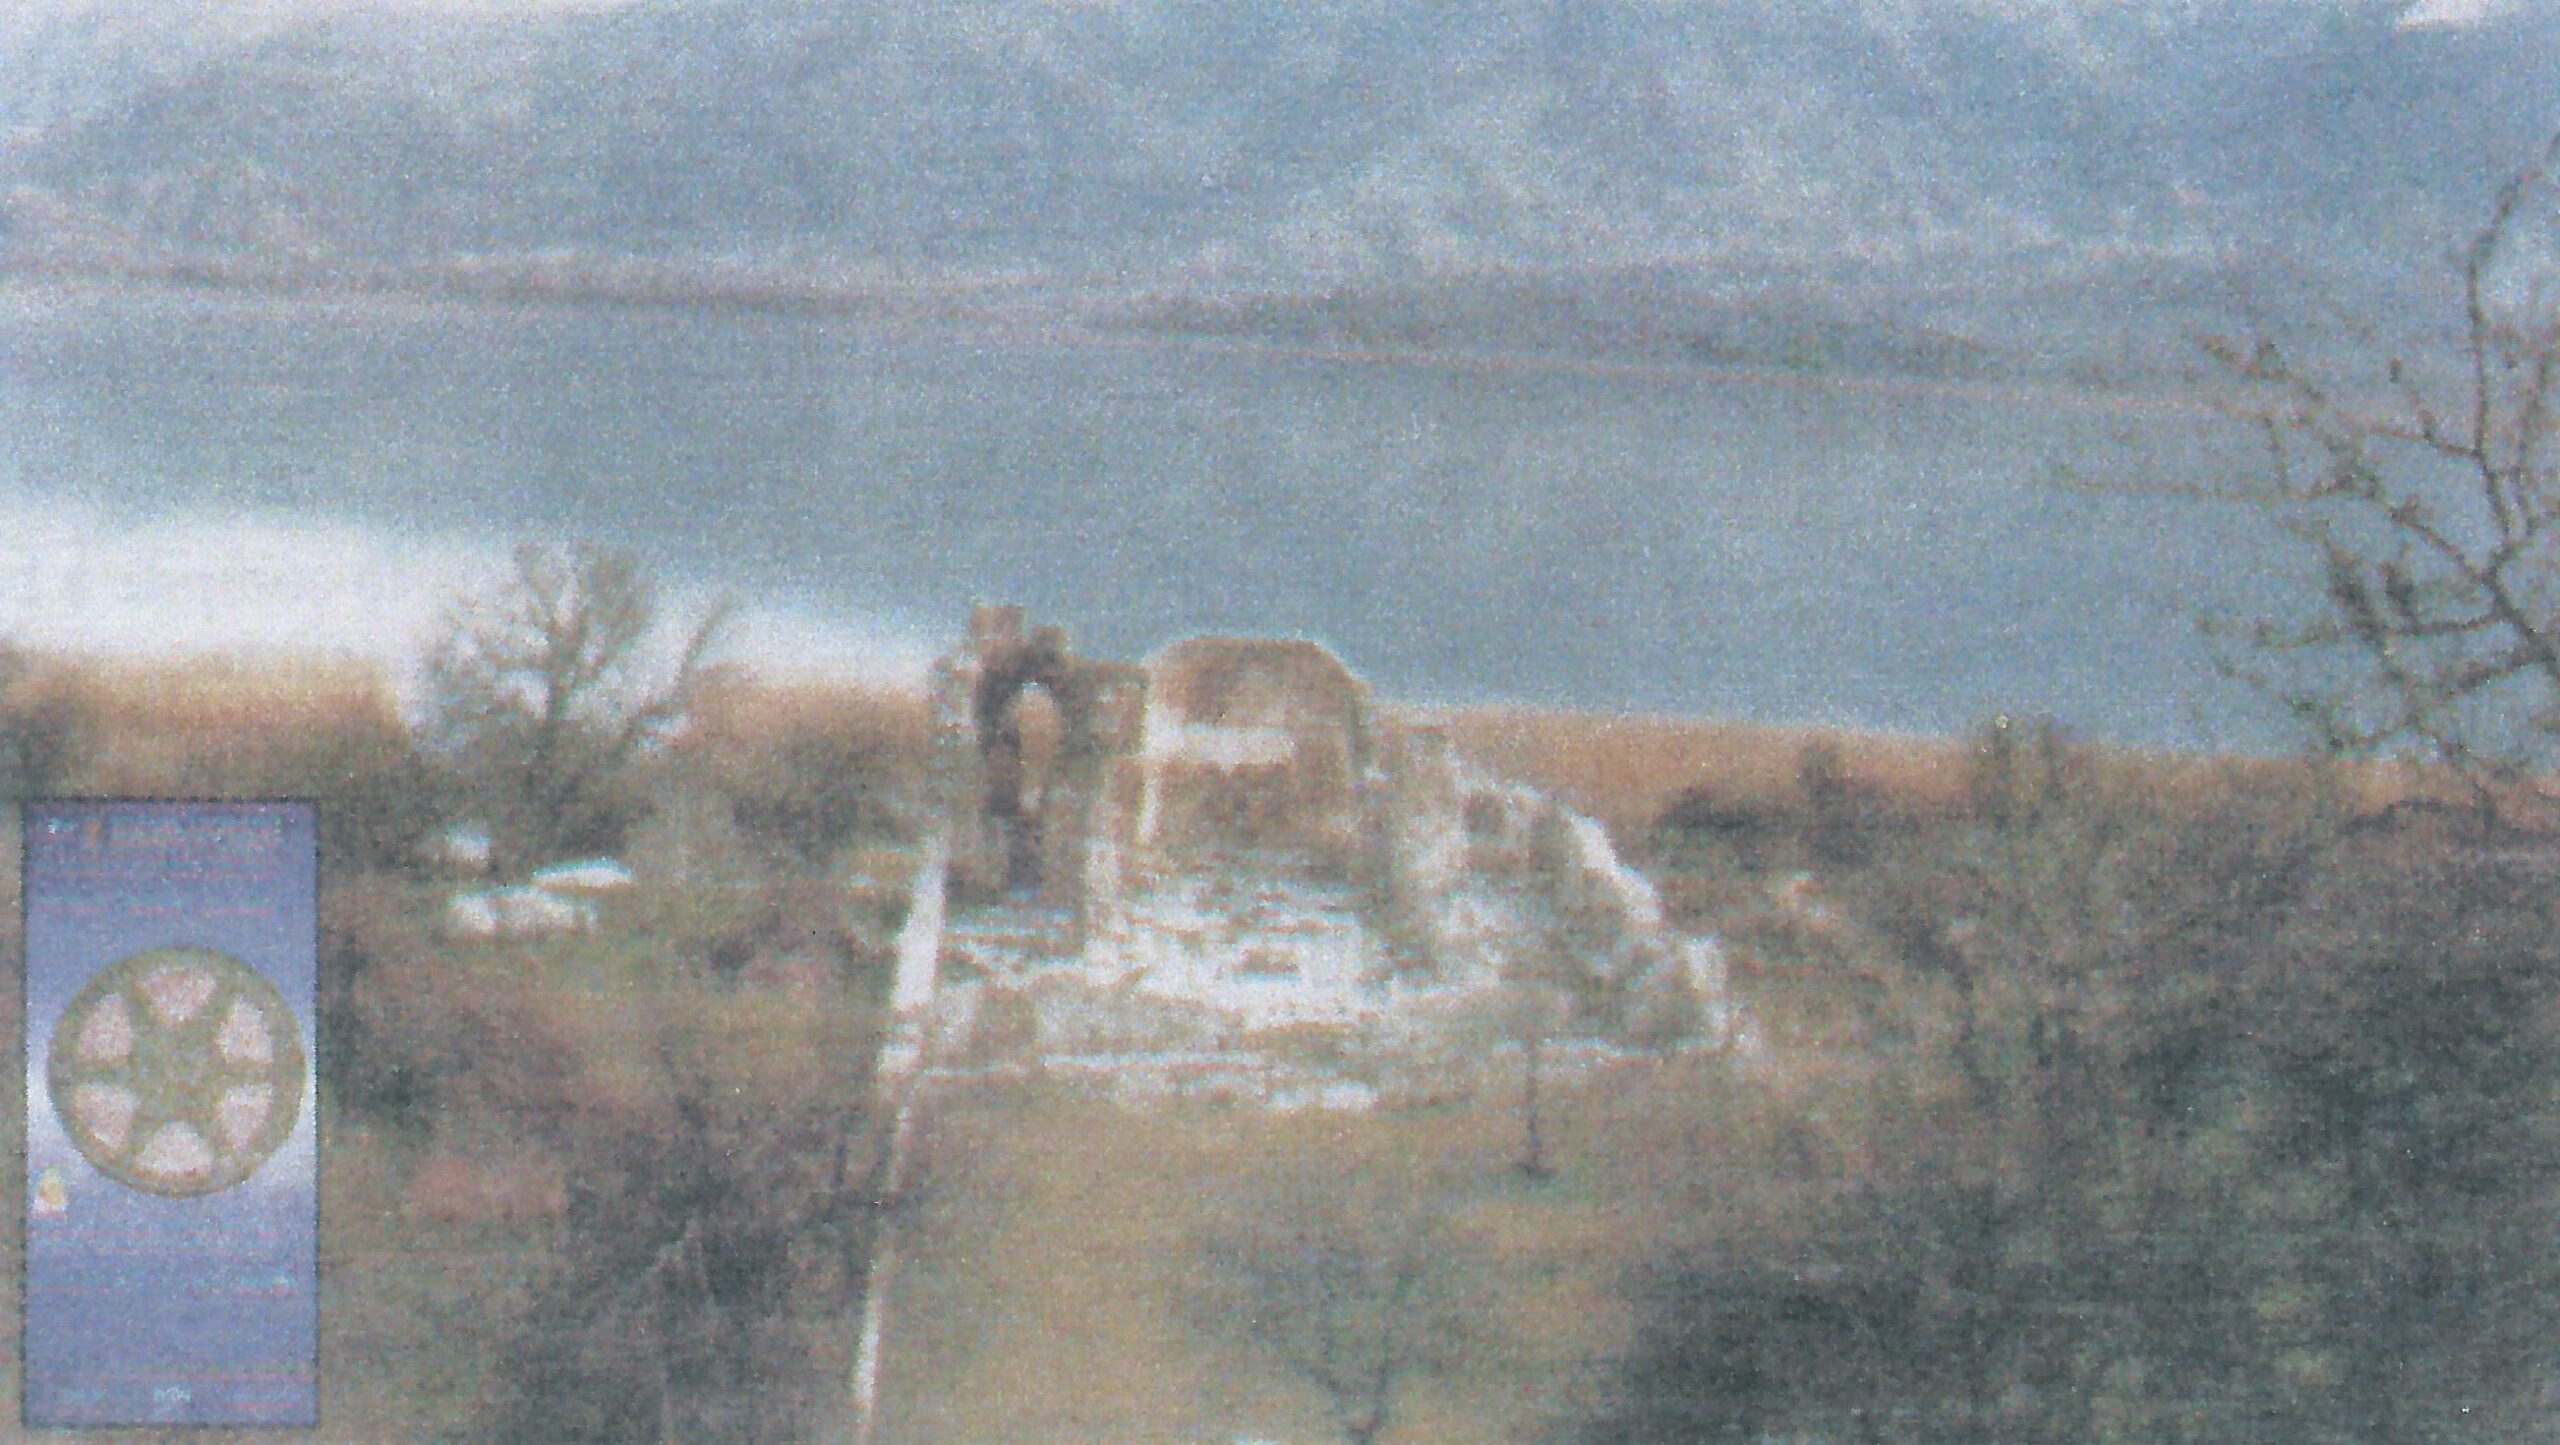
[685,673,932,764]
[1419,701,2487,856]
[0,638,927,1438]
[7,633,2556,1440]
[675,673,931,865]
[400,1149,570,1226]
[1414,703,1977,840]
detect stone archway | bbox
[976,659,1075,895]
[947,611,1128,902]
[930,606,1148,923]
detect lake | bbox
[0,282,2296,749]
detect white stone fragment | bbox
[444,886,597,940]
[432,825,493,872]
[529,858,635,895]
[1566,813,1667,934]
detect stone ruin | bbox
[928,604,1147,908]
[915,605,1733,1105]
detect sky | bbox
[4,0,627,15]
[2395,0,2526,26]
[0,495,937,700]
[0,0,2519,19]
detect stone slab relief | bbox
[22,802,320,1429]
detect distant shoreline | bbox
[3,642,2391,834]
[0,256,2210,420]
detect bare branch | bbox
[2182,134,2560,787]
[426,541,729,871]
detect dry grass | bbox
[1406,702,2489,844]
[874,1062,1801,1445]
[2,641,2505,830]
[684,673,932,766]
[22,651,396,734]
[1,646,2527,1441]
[314,1120,556,1440]
[12,650,412,801]
[880,1090,1318,1445]
[1408,703,1976,838]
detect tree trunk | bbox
[1517,1029,1549,1178]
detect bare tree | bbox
[493,1061,886,1444]
[1505,937,1572,1181]
[1206,1168,1462,1445]
[426,542,731,872]
[2196,132,2560,812]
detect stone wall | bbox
[1365,714,1730,1044]
[929,605,1143,926]
[924,607,1734,1056]
[1134,636,1371,867]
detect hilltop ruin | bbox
[906,605,1731,1106]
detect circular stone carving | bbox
[46,947,306,1198]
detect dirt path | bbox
[848,835,949,1444]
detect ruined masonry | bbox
[906,605,1732,1108]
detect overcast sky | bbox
[2,0,629,23]
[0,0,2519,19]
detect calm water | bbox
[0,283,2297,748]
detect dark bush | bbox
[1590,1259,1945,1443]
[488,1079,875,1444]
[1653,786,1781,872]
[1601,768,2560,1440]
[1797,739,1885,868]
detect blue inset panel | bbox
[24,801,319,1429]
